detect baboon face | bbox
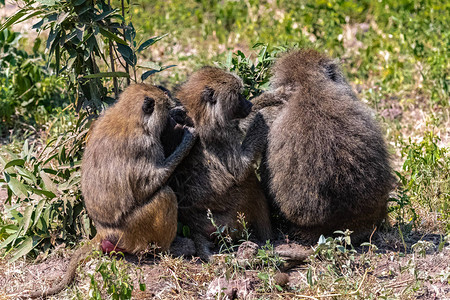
[177,66,252,128]
[109,84,174,138]
[141,88,171,137]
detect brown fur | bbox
[25,84,196,298]
[252,49,394,244]
[169,67,272,260]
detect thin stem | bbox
[108,0,118,98]
[121,0,130,86]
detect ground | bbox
[0,223,449,299]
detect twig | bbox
[108,0,118,99]
[384,278,414,288]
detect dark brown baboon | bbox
[168,66,272,260]
[24,84,196,298]
[252,49,394,243]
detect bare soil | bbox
[0,231,448,299]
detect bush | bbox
[0,28,69,136]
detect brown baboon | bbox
[252,49,394,243]
[168,66,272,260]
[24,84,196,298]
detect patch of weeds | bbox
[314,230,357,277]
[298,230,374,297]
[87,253,145,300]
[254,242,285,293]
[0,113,92,261]
[208,210,283,284]
[411,240,435,258]
[398,131,450,232]
[207,209,239,255]
[219,44,286,99]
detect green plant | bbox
[88,254,145,300]
[398,132,450,231]
[313,230,357,277]
[411,240,434,258]
[257,271,283,293]
[1,0,173,114]
[220,44,286,99]
[254,240,284,270]
[0,112,92,261]
[0,28,69,136]
[388,188,418,229]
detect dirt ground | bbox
[0,231,448,299]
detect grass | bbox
[1,0,449,298]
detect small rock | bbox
[237,241,259,260]
[275,243,313,270]
[274,272,290,287]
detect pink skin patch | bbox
[101,239,126,254]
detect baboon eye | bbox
[201,86,216,104]
[142,96,155,115]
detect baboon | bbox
[24,84,196,298]
[168,66,272,260]
[252,49,394,243]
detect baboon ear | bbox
[201,86,216,104]
[142,96,155,115]
[322,60,340,82]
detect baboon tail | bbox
[24,237,99,299]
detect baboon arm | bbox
[229,113,269,182]
[154,127,197,188]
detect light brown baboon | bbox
[252,49,394,244]
[168,66,273,260]
[24,84,196,298]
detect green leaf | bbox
[29,187,56,199]
[46,27,59,50]
[32,200,46,227]
[307,266,313,286]
[83,72,130,79]
[93,9,116,22]
[4,173,28,197]
[182,225,190,238]
[39,171,58,194]
[36,0,56,6]
[15,166,37,185]
[336,245,345,253]
[21,205,34,234]
[137,33,168,52]
[9,236,41,262]
[3,159,25,170]
[141,65,176,81]
[257,272,269,281]
[99,27,126,45]
[0,7,43,32]
[117,43,131,58]
[82,214,91,238]
[0,233,18,250]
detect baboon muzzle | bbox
[236,94,253,118]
